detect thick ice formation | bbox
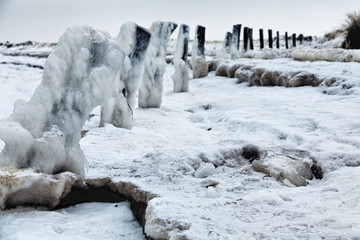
[172,24,190,92]
[191,25,208,79]
[138,21,177,108]
[100,22,151,129]
[0,25,124,176]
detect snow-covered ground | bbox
[0,46,360,239]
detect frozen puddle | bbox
[0,202,145,240]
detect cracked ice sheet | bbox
[0,202,145,240]
[1,53,360,239]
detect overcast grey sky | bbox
[0,0,359,42]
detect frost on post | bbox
[100,22,151,129]
[172,24,190,92]
[0,26,124,177]
[138,21,177,108]
[191,25,208,79]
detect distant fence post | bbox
[285,32,289,49]
[243,27,249,52]
[292,33,296,47]
[299,34,304,45]
[224,32,233,53]
[249,28,254,50]
[259,29,264,49]
[276,31,280,49]
[268,29,273,48]
[231,24,242,50]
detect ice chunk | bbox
[100,22,151,129]
[0,25,124,176]
[194,162,215,178]
[172,24,190,92]
[138,21,177,108]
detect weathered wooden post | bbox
[259,29,264,49]
[276,31,280,49]
[299,34,304,44]
[231,24,242,50]
[243,27,249,51]
[292,33,296,47]
[268,29,273,48]
[249,28,254,50]
[224,32,233,53]
[285,32,289,49]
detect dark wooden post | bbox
[243,27,249,51]
[276,31,280,49]
[299,34,304,45]
[259,29,264,49]
[249,28,254,50]
[292,33,296,47]
[285,32,289,49]
[224,32,233,53]
[180,25,190,62]
[231,24,242,50]
[268,29,273,48]
[196,25,206,56]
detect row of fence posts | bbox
[224,24,312,52]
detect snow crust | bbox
[0,25,124,176]
[138,21,177,108]
[0,202,144,240]
[172,24,190,92]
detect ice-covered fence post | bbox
[292,33,296,47]
[224,31,233,53]
[192,25,208,79]
[243,27,249,51]
[276,31,280,49]
[100,22,151,129]
[268,29,273,48]
[231,24,242,50]
[172,24,190,92]
[138,21,177,108]
[249,28,254,50]
[285,32,289,49]
[299,34,304,44]
[259,29,264,49]
[0,26,124,176]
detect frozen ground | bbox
[0,48,360,239]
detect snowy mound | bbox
[0,25,124,176]
[292,46,360,62]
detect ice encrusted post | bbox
[191,25,208,79]
[0,26,124,177]
[223,32,233,53]
[138,21,177,108]
[100,22,151,129]
[230,24,241,58]
[172,24,190,92]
